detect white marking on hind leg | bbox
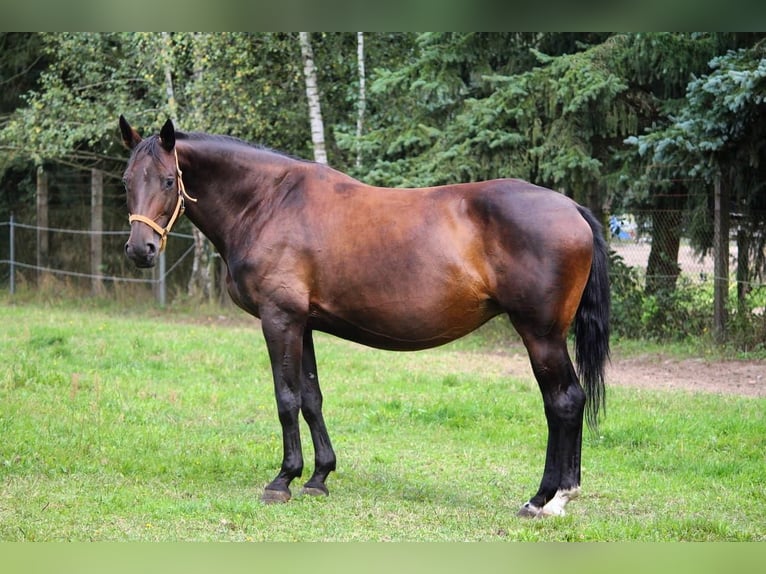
[541,487,581,517]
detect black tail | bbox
[574,206,611,433]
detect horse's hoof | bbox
[517,502,542,518]
[301,485,329,497]
[540,487,579,516]
[261,488,291,504]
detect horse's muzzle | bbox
[125,238,158,268]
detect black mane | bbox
[176,131,310,163]
[131,129,312,165]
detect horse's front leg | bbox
[299,330,337,496]
[260,306,306,503]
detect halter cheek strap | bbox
[128,148,197,253]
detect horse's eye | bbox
[163,177,175,190]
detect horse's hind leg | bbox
[299,330,337,496]
[517,333,586,518]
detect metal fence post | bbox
[9,213,14,296]
[158,251,166,307]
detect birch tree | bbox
[160,32,178,123]
[298,32,327,164]
[355,32,366,169]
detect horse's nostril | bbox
[146,242,157,256]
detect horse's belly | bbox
[308,295,500,351]
[308,235,499,349]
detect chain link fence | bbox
[609,210,765,291]
[0,201,197,303]
[607,209,765,345]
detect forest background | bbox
[0,32,764,347]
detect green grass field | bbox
[1,299,764,541]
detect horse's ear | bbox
[119,115,142,150]
[159,118,176,152]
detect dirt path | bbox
[498,349,766,398]
[605,354,766,397]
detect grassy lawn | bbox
[0,299,764,541]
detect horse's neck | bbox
[180,145,288,261]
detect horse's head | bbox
[119,115,185,268]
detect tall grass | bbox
[1,300,764,541]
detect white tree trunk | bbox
[161,32,178,124]
[188,228,214,301]
[356,32,366,169]
[298,32,328,164]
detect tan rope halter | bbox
[128,148,197,252]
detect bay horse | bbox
[119,116,610,518]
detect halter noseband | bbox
[128,148,197,252]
